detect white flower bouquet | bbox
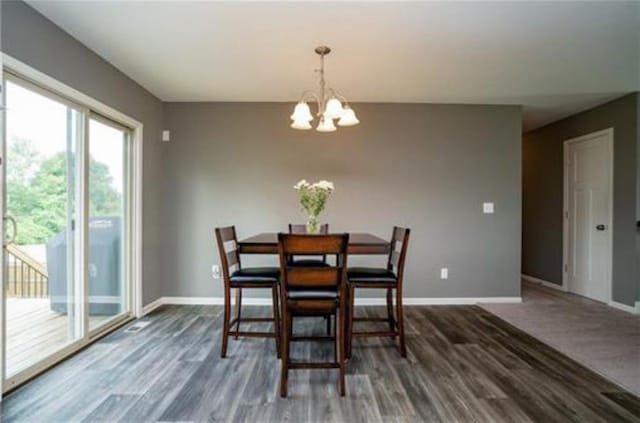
[293,179,335,233]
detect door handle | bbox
[3,215,17,245]
[596,224,606,231]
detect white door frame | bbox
[0,54,144,394]
[562,128,614,303]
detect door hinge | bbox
[71,219,75,231]
[564,264,568,272]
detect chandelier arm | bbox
[297,90,322,117]
[331,89,350,105]
[299,90,319,102]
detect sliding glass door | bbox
[87,116,131,331]
[1,73,134,390]
[3,77,83,380]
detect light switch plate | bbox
[440,268,448,279]
[162,130,171,142]
[483,202,494,214]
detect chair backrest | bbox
[287,224,330,263]
[288,223,329,234]
[387,226,410,282]
[278,233,349,296]
[215,226,241,283]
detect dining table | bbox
[238,232,390,255]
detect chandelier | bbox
[290,46,359,132]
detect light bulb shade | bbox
[316,116,336,132]
[324,97,345,119]
[290,102,313,121]
[337,106,359,127]
[291,117,312,130]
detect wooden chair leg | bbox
[271,285,281,359]
[337,304,346,397]
[289,313,294,340]
[280,309,291,398]
[234,288,242,340]
[386,287,395,337]
[396,287,407,358]
[347,284,355,359]
[221,286,231,358]
[333,311,338,363]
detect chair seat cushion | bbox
[289,258,330,267]
[348,267,397,283]
[288,290,338,300]
[230,267,280,283]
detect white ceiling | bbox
[28,1,640,130]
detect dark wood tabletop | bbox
[238,232,390,255]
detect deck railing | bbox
[5,244,49,298]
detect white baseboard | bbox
[523,274,640,315]
[143,296,522,310]
[608,300,640,315]
[406,297,522,305]
[141,298,163,316]
[161,296,225,305]
[522,274,566,291]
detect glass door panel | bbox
[3,78,82,378]
[87,116,130,331]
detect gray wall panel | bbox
[161,102,522,299]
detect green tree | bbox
[7,139,122,245]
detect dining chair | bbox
[278,233,349,397]
[288,223,333,335]
[287,223,330,266]
[215,226,281,359]
[346,226,410,358]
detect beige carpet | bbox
[483,281,640,396]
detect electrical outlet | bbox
[440,268,448,280]
[483,202,494,214]
[211,265,220,279]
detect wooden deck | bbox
[5,298,108,377]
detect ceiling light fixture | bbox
[290,46,359,132]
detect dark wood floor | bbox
[2,304,639,422]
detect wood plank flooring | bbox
[1,304,639,422]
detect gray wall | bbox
[637,95,640,304]
[522,93,639,306]
[1,1,165,306]
[161,102,522,299]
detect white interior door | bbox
[565,129,613,303]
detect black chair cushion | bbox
[230,266,280,283]
[289,258,330,267]
[348,267,397,283]
[287,290,338,300]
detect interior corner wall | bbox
[522,92,639,306]
[2,1,524,305]
[1,0,165,307]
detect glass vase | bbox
[306,216,320,234]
